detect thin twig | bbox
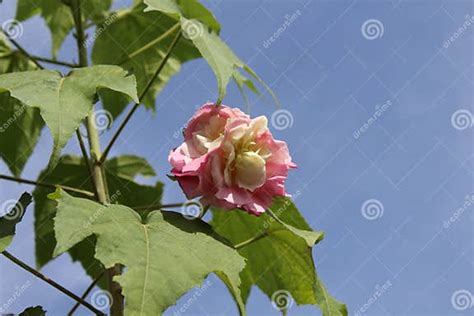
[1,30,44,69]
[116,23,180,65]
[199,205,210,219]
[100,30,183,164]
[234,231,268,250]
[0,174,95,198]
[68,270,106,316]
[75,130,100,199]
[1,251,105,315]
[30,55,78,67]
[134,202,186,211]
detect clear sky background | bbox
[0,0,473,315]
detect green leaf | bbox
[19,305,47,316]
[0,192,32,252]
[143,0,272,104]
[51,189,247,315]
[92,5,201,117]
[0,36,44,177]
[16,0,112,56]
[104,155,156,181]
[33,155,163,286]
[143,0,220,32]
[0,66,138,168]
[210,197,346,316]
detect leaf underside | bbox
[0,36,44,176]
[51,189,247,315]
[34,155,163,287]
[0,65,138,168]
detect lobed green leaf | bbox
[143,0,270,105]
[33,155,163,287]
[0,65,138,168]
[210,197,347,316]
[0,36,44,177]
[51,189,247,315]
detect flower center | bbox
[234,151,266,191]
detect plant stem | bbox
[1,30,44,69]
[70,1,123,314]
[30,55,78,67]
[75,130,100,199]
[0,174,95,198]
[116,23,180,65]
[234,231,268,250]
[100,29,182,164]
[134,202,186,211]
[1,251,105,315]
[85,117,108,203]
[68,270,105,315]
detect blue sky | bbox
[0,0,473,315]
